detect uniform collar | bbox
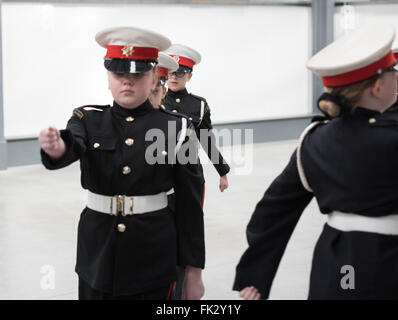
[353,107,382,117]
[167,88,189,98]
[112,99,153,117]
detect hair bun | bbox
[317,92,348,118]
[318,100,341,117]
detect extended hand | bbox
[38,126,66,160]
[239,286,261,300]
[181,266,205,300]
[219,175,229,192]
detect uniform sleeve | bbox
[198,102,231,177]
[173,122,206,269]
[41,109,88,170]
[233,150,313,299]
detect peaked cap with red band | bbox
[164,44,201,72]
[307,23,396,87]
[95,26,171,74]
[157,52,178,86]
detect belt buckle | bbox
[110,195,133,216]
[117,195,126,216]
[128,196,134,215]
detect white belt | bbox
[327,211,398,235]
[87,190,168,216]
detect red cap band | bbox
[322,51,396,87]
[106,45,158,60]
[157,66,168,77]
[170,54,195,68]
[394,52,398,61]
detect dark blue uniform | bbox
[233,107,398,299]
[41,100,205,299]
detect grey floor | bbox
[0,140,326,300]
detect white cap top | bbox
[164,43,201,68]
[95,26,171,51]
[307,23,396,86]
[158,52,178,73]
[95,26,171,74]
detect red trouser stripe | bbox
[166,282,176,300]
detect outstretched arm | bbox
[40,108,88,170]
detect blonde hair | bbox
[318,74,381,117]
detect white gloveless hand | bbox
[38,126,66,159]
[181,266,205,300]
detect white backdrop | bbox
[2,3,312,138]
[334,3,398,45]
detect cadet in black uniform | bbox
[234,23,398,300]
[38,27,205,300]
[162,44,230,299]
[148,52,204,300]
[163,44,231,190]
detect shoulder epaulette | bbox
[72,105,110,119]
[189,93,207,103]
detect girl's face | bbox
[149,85,167,108]
[167,72,192,92]
[107,70,157,109]
[379,70,398,110]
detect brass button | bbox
[189,117,192,121]
[176,98,181,103]
[117,224,126,233]
[93,142,100,149]
[160,105,166,110]
[369,118,376,124]
[122,166,131,175]
[125,138,134,146]
[172,110,177,113]
[161,150,168,156]
[126,116,134,122]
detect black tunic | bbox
[233,107,398,299]
[41,100,205,296]
[163,89,230,178]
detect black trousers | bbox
[170,183,205,300]
[79,278,175,300]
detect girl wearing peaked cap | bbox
[234,23,398,300]
[162,43,231,299]
[163,43,230,190]
[38,26,205,300]
[149,52,178,108]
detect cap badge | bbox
[173,55,180,63]
[122,45,135,57]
